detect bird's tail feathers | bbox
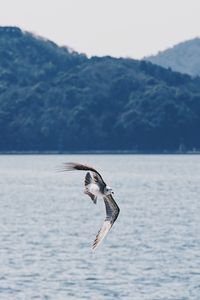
[85,172,92,186]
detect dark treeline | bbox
[0,27,200,152]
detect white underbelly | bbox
[88,183,101,196]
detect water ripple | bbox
[0,154,200,299]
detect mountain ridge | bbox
[145,37,200,77]
[0,26,200,152]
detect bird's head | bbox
[105,186,114,195]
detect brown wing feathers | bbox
[63,163,104,180]
[92,194,120,250]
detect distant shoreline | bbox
[0,150,200,155]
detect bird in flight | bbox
[62,162,120,250]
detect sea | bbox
[0,154,200,300]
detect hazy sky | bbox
[0,0,200,58]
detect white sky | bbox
[0,0,199,59]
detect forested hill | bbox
[146,38,200,77]
[0,26,200,152]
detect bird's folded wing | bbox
[92,194,120,250]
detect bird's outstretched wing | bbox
[92,194,120,250]
[62,162,106,186]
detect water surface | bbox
[0,155,200,299]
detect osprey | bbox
[62,162,120,250]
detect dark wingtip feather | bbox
[56,162,78,173]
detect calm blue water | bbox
[0,154,200,300]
